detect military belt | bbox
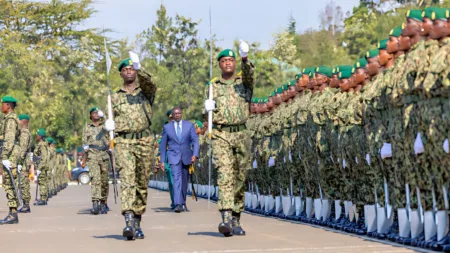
[213,124,246,133]
[88,145,108,151]
[117,129,151,139]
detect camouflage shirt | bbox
[423,37,450,98]
[205,60,255,125]
[18,127,31,165]
[295,90,312,126]
[82,121,109,161]
[0,112,20,162]
[112,68,156,133]
[34,140,48,170]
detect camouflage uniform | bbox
[47,145,56,195]
[34,139,49,201]
[206,60,254,213]
[112,68,156,215]
[0,112,20,209]
[18,127,31,205]
[82,121,110,202]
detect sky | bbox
[85,0,360,49]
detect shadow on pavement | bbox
[152,207,174,213]
[77,208,92,215]
[93,235,128,241]
[187,231,223,238]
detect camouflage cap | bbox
[118,58,133,72]
[365,49,380,59]
[389,26,403,37]
[378,39,389,50]
[217,49,236,61]
[407,9,423,22]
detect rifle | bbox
[17,164,23,207]
[104,38,119,204]
[189,164,197,201]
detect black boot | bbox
[218,210,233,237]
[18,203,31,213]
[100,201,108,214]
[123,211,136,240]
[91,201,100,215]
[0,211,19,225]
[232,212,246,236]
[34,198,47,206]
[135,215,145,239]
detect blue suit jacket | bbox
[160,120,199,166]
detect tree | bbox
[287,14,296,36]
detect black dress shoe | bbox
[174,205,183,213]
[0,212,19,225]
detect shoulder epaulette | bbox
[113,87,120,92]
[237,71,242,77]
[206,77,219,86]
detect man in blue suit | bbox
[160,107,199,213]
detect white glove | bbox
[288,151,292,163]
[298,152,302,160]
[330,154,334,163]
[343,159,347,168]
[253,159,258,169]
[355,157,359,164]
[18,165,22,172]
[444,139,449,154]
[104,119,116,131]
[283,156,286,164]
[381,143,392,159]
[129,51,141,70]
[37,170,41,176]
[2,160,11,170]
[268,156,275,167]
[83,145,89,151]
[366,154,371,165]
[97,110,104,118]
[204,99,216,112]
[414,133,425,155]
[239,40,249,58]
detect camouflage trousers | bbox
[298,125,319,198]
[338,127,357,202]
[2,166,18,209]
[88,157,110,201]
[47,170,54,193]
[20,167,31,204]
[418,98,450,210]
[116,135,155,215]
[365,118,385,204]
[212,128,251,213]
[38,168,48,200]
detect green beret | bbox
[194,120,204,128]
[36,128,46,137]
[338,65,353,80]
[308,68,316,77]
[118,58,133,72]
[270,91,275,97]
[389,26,403,37]
[282,84,288,90]
[365,49,379,59]
[262,97,269,103]
[315,66,332,78]
[332,66,341,75]
[56,148,62,153]
[423,7,436,19]
[295,73,302,80]
[157,138,162,144]
[289,80,296,87]
[217,49,236,61]
[1,96,17,103]
[167,109,173,118]
[406,9,423,22]
[52,139,57,144]
[46,137,53,143]
[354,58,368,69]
[89,107,98,114]
[276,87,283,94]
[432,8,449,20]
[378,39,389,50]
[18,114,30,120]
[302,67,314,76]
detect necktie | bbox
[177,122,182,142]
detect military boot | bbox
[53,189,57,196]
[218,210,233,237]
[91,201,100,215]
[135,215,145,239]
[18,203,31,213]
[123,211,136,240]
[232,212,246,236]
[34,198,47,206]
[0,211,19,225]
[100,201,108,214]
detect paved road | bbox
[0,185,420,253]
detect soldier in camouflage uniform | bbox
[203,42,254,237]
[17,114,32,213]
[33,128,49,206]
[0,96,21,224]
[46,137,57,198]
[104,53,157,240]
[82,107,110,215]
